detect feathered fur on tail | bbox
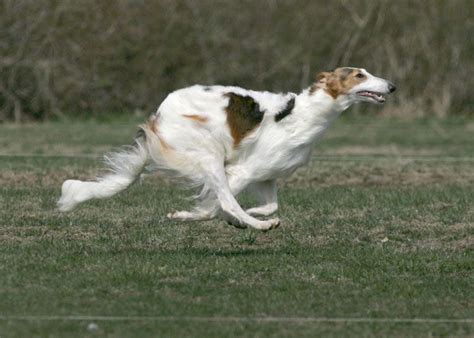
[58,128,151,212]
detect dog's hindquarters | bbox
[57,115,206,213]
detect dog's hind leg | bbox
[58,138,149,212]
[167,210,214,221]
[246,180,278,217]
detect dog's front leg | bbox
[204,163,279,231]
[246,180,278,217]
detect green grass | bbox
[0,116,473,337]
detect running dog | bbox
[58,67,396,231]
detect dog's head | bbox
[313,67,396,104]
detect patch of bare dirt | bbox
[0,168,104,187]
[316,145,443,156]
[286,162,474,187]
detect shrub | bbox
[0,0,472,121]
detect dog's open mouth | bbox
[357,91,386,103]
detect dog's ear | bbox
[312,71,341,98]
[315,72,332,84]
[310,71,338,95]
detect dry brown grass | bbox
[287,161,474,188]
[2,159,472,189]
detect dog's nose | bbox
[388,82,396,93]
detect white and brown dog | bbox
[58,67,396,230]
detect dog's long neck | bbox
[290,87,353,143]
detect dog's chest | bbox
[234,139,314,181]
[269,143,314,176]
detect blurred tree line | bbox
[0,0,472,122]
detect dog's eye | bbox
[356,73,365,79]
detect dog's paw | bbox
[166,210,177,219]
[261,218,280,231]
[251,218,280,232]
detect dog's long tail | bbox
[57,125,154,212]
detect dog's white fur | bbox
[58,67,395,231]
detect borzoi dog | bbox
[58,67,396,231]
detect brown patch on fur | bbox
[224,92,264,147]
[145,117,171,151]
[309,72,331,95]
[310,68,367,99]
[182,114,208,123]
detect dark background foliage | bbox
[0,0,472,122]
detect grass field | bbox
[0,116,473,337]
